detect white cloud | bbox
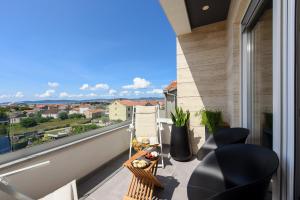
[91,83,109,90]
[59,92,98,98]
[0,92,24,99]
[59,92,69,98]
[48,82,59,88]
[80,84,90,90]
[119,90,130,96]
[36,89,55,98]
[15,92,24,98]
[146,89,163,94]
[109,89,117,95]
[80,83,109,90]
[59,92,85,98]
[134,91,143,95]
[0,94,9,99]
[86,93,98,97]
[123,77,151,89]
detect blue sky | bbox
[0,0,176,102]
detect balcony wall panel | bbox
[176,0,251,153]
[0,126,130,200]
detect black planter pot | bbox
[170,124,192,161]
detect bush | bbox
[71,124,98,134]
[58,112,68,120]
[197,109,223,134]
[171,107,190,127]
[33,112,53,123]
[20,117,37,128]
[68,113,85,119]
[100,116,109,123]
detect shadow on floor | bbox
[77,151,129,198]
[154,175,180,200]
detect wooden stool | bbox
[123,151,163,200]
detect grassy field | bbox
[10,118,91,135]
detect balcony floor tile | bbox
[80,146,199,200]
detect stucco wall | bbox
[109,101,128,121]
[0,126,130,200]
[176,0,251,154]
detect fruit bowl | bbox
[145,151,159,160]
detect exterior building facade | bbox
[160,0,298,199]
[79,104,91,114]
[41,109,59,119]
[83,109,103,119]
[109,100,160,121]
[163,81,177,118]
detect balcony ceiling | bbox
[185,0,231,29]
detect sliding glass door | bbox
[242,1,274,199]
[242,1,273,149]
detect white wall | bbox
[0,126,130,200]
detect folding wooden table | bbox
[123,150,163,200]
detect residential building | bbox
[57,104,69,111]
[83,109,103,119]
[41,109,59,119]
[163,80,177,118]
[109,100,160,121]
[34,104,48,111]
[79,104,91,114]
[69,107,80,115]
[9,112,26,124]
[24,110,35,117]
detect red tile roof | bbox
[119,100,159,107]
[164,81,177,92]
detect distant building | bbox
[163,81,177,118]
[69,108,80,115]
[35,104,48,111]
[79,104,91,114]
[58,104,69,111]
[109,100,160,121]
[9,112,26,124]
[24,110,36,117]
[84,109,104,119]
[41,109,59,119]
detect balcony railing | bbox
[0,121,130,199]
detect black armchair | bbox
[197,128,249,160]
[188,144,279,200]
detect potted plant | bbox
[196,109,225,138]
[170,107,192,161]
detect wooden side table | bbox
[123,151,163,200]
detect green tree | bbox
[33,112,53,123]
[20,117,37,128]
[100,115,109,123]
[58,112,68,120]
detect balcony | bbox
[78,146,199,200]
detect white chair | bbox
[39,180,78,200]
[129,105,164,168]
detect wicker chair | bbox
[188,144,279,200]
[197,128,249,160]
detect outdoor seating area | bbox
[78,142,277,200]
